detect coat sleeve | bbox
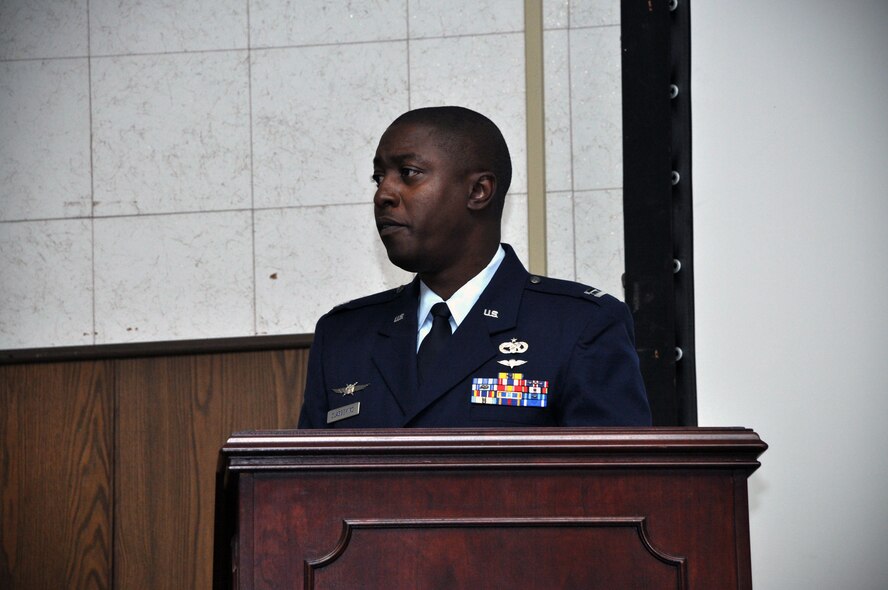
[297,316,331,428]
[556,300,652,426]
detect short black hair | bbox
[389,106,512,202]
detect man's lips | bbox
[376,217,407,235]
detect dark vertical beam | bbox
[669,0,698,425]
[621,0,697,425]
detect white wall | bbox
[0,0,626,349]
[693,1,888,587]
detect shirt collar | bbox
[417,245,506,338]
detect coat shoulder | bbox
[326,284,409,316]
[525,274,624,311]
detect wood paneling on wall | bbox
[1,361,113,589]
[0,346,309,590]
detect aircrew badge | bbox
[332,382,369,396]
[471,373,548,407]
[498,358,527,369]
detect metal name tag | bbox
[326,402,361,424]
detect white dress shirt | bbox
[416,245,506,351]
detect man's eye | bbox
[371,173,382,186]
[400,168,419,179]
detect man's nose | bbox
[373,178,399,208]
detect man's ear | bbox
[467,173,497,211]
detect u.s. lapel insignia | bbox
[498,338,529,354]
[332,382,369,396]
[483,308,499,318]
[393,313,404,323]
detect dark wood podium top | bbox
[219,427,767,473]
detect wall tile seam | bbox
[0,16,620,63]
[0,55,91,64]
[0,189,554,225]
[246,0,258,336]
[6,46,250,62]
[87,0,97,347]
[574,186,625,194]
[407,30,526,41]
[0,29,620,65]
[251,29,526,52]
[566,10,577,280]
[0,27,606,64]
[0,211,252,226]
[83,46,250,61]
[405,0,412,109]
[544,24,621,32]
[29,28,538,63]
[0,23,620,63]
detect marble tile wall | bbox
[0,0,623,349]
[543,1,624,294]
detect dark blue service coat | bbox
[297,245,651,428]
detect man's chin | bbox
[385,251,420,273]
[380,233,443,275]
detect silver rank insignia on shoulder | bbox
[332,382,369,396]
[584,287,605,298]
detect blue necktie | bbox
[417,302,452,383]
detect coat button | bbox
[529,276,542,284]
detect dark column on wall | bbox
[621,0,697,425]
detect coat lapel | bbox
[371,281,419,417]
[403,246,529,423]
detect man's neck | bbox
[416,245,506,346]
[419,242,501,301]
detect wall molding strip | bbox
[524,0,547,275]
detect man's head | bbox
[388,107,512,204]
[372,106,512,294]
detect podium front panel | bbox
[215,428,765,589]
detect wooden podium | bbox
[214,428,766,589]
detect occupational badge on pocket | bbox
[497,338,529,369]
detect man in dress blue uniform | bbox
[298,106,651,428]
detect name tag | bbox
[327,402,361,424]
